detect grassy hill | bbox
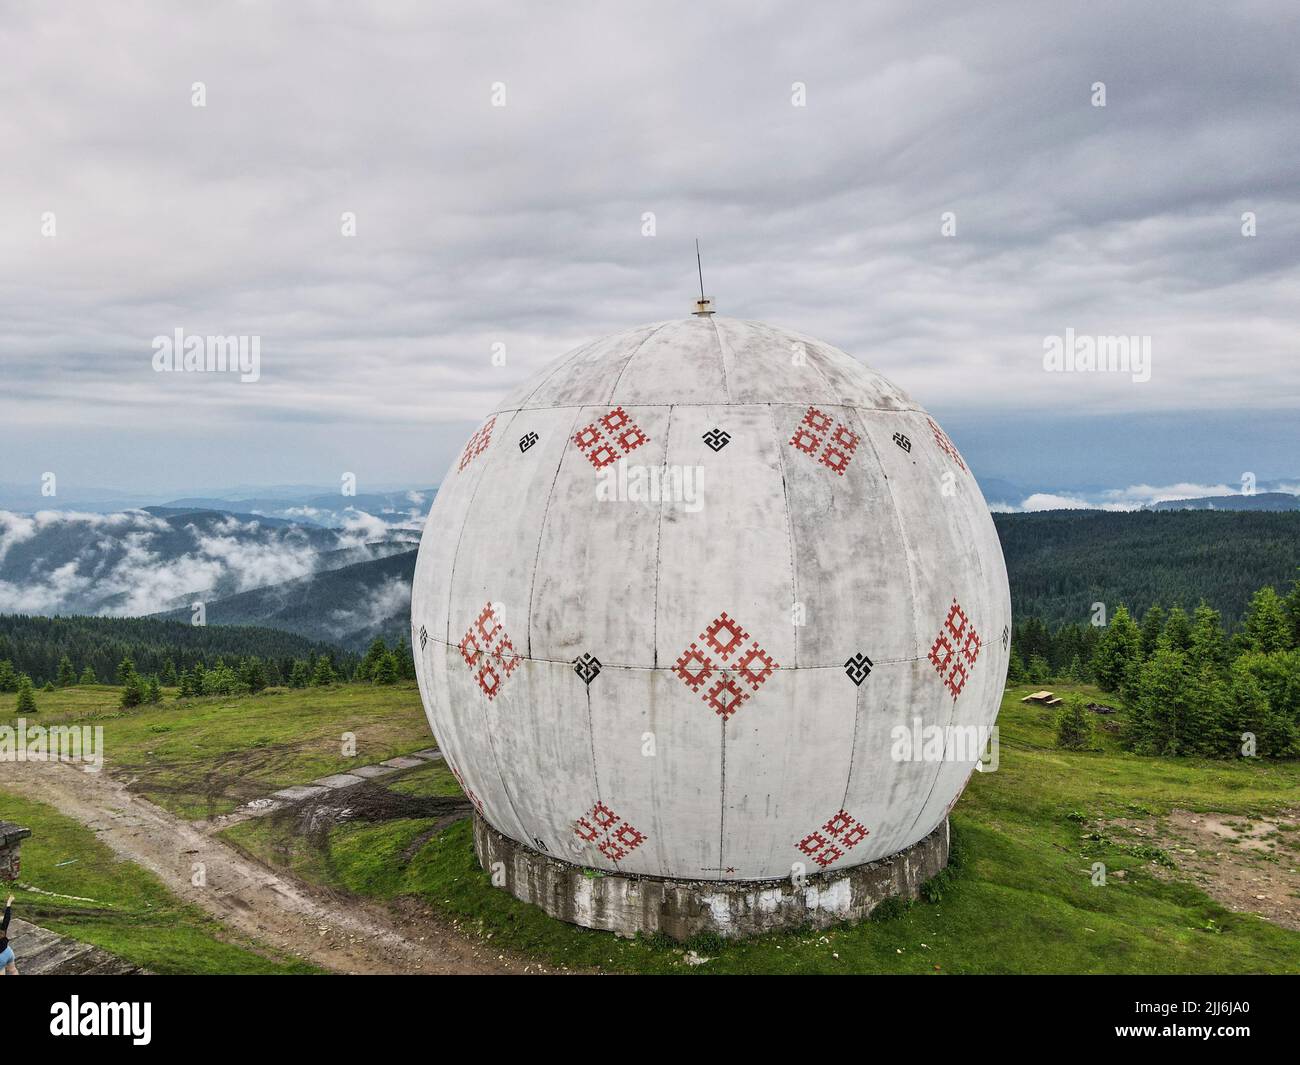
[12,678,1294,973]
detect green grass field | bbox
[222,683,1300,974]
[0,790,318,974]
[1,682,433,818]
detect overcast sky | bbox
[2,1,1297,502]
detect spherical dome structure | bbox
[412,315,1009,886]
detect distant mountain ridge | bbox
[1144,491,1300,512]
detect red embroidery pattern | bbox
[574,801,647,862]
[672,612,779,719]
[450,764,485,817]
[788,406,860,476]
[927,417,966,472]
[797,809,870,868]
[927,598,981,700]
[572,406,650,470]
[457,416,497,472]
[458,601,520,700]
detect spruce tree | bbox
[288,660,311,689]
[394,637,415,680]
[0,660,18,692]
[1241,587,1290,655]
[15,674,37,714]
[1138,604,1166,660]
[1130,640,1188,755]
[311,657,336,686]
[357,638,387,682]
[79,664,97,685]
[1163,606,1192,653]
[373,652,399,685]
[1055,696,1092,750]
[1093,606,1142,692]
[57,654,76,687]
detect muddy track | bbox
[3,761,545,974]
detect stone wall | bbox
[0,821,32,882]
[472,811,949,941]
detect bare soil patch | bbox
[1100,808,1300,931]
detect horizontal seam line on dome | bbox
[424,636,934,671]
[492,402,922,413]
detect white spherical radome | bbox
[412,315,1010,882]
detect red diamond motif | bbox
[459,601,519,701]
[457,416,497,473]
[789,406,860,476]
[675,612,778,718]
[928,416,967,471]
[735,643,777,691]
[928,598,980,701]
[574,406,651,471]
[802,407,834,433]
[789,427,822,455]
[671,643,715,692]
[574,801,646,863]
[796,810,869,868]
[703,675,749,719]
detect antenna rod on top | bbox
[692,238,715,316]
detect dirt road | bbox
[5,760,543,974]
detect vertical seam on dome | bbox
[604,322,673,404]
[523,404,590,659]
[439,408,534,844]
[837,408,925,826]
[650,406,674,669]
[709,315,733,402]
[512,336,601,410]
[767,404,801,669]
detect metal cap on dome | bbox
[692,297,715,316]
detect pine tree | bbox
[116,655,139,686]
[161,658,178,687]
[1055,696,1092,750]
[357,638,388,682]
[15,674,37,714]
[1130,640,1188,755]
[1027,654,1051,684]
[241,657,268,694]
[1006,650,1026,684]
[0,660,18,692]
[373,652,399,685]
[1138,604,1166,660]
[79,664,97,685]
[120,674,145,708]
[1163,606,1192,654]
[394,637,415,680]
[57,654,76,687]
[1093,605,1142,692]
[1285,573,1300,649]
[1182,663,1227,757]
[1187,602,1227,674]
[288,660,311,689]
[1241,587,1290,655]
[311,656,336,686]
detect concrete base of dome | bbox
[471,812,950,941]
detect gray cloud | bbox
[1,2,1297,491]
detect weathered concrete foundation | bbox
[472,812,949,940]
